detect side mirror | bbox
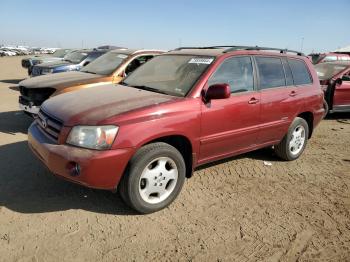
[83,61,90,67]
[204,83,230,101]
[341,75,350,81]
[335,78,342,85]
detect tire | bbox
[274,117,309,161]
[119,142,186,214]
[323,99,329,118]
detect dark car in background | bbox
[30,49,107,77]
[22,49,73,75]
[315,62,350,113]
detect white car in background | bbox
[0,49,17,56]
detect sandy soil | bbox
[0,56,349,262]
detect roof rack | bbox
[173,45,304,56]
[222,46,304,56]
[173,46,226,51]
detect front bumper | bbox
[28,122,135,190]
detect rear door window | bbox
[255,57,285,89]
[208,56,254,93]
[288,59,312,85]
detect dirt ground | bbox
[0,56,349,262]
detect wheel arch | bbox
[297,112,314,138]
[143,135,194,178]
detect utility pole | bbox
[300,37,304,52]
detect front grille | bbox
[36,110,63,142]
[19,86,55,106]
[31,66,42,76]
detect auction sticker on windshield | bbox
[188,58,214,64]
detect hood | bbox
[41,84,178,126]
[19,71,104,89]
[36,60,73,69]
[23,57,62,64]
[37,57,62,63]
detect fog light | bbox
[67,162,81,177]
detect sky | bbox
[1,0,349,54]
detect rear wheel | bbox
[119,142,186,214]
[274,117,309,161]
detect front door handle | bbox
[248,97,260,104]
[289,90,297,97]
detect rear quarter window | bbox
[288,59,312,85]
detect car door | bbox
[333,70,350,109]
[199,56,261,163]
[124,55,156,77]
[255,57,307,144]
[112,54,156,83]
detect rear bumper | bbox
[28,122,135,190]
[313,107,325,130]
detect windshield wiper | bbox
[119,81,129,86]
[81,70,97,74]
[132,85,169,95]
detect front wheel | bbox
[274,117,309,161]
[323,99,329,118]
[118,142,186,214]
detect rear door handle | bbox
[289,91,297,97]
[248,97,260,104]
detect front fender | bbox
[111,99,202,156]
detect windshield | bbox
[315,63,348,80]
[63,51,88,64]
[123,55,214,97]
[81,52,128,75]
[52,49,69,58]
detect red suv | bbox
[314,62,350,113]
[28,46,325,213]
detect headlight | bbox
[66,125,119,150]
